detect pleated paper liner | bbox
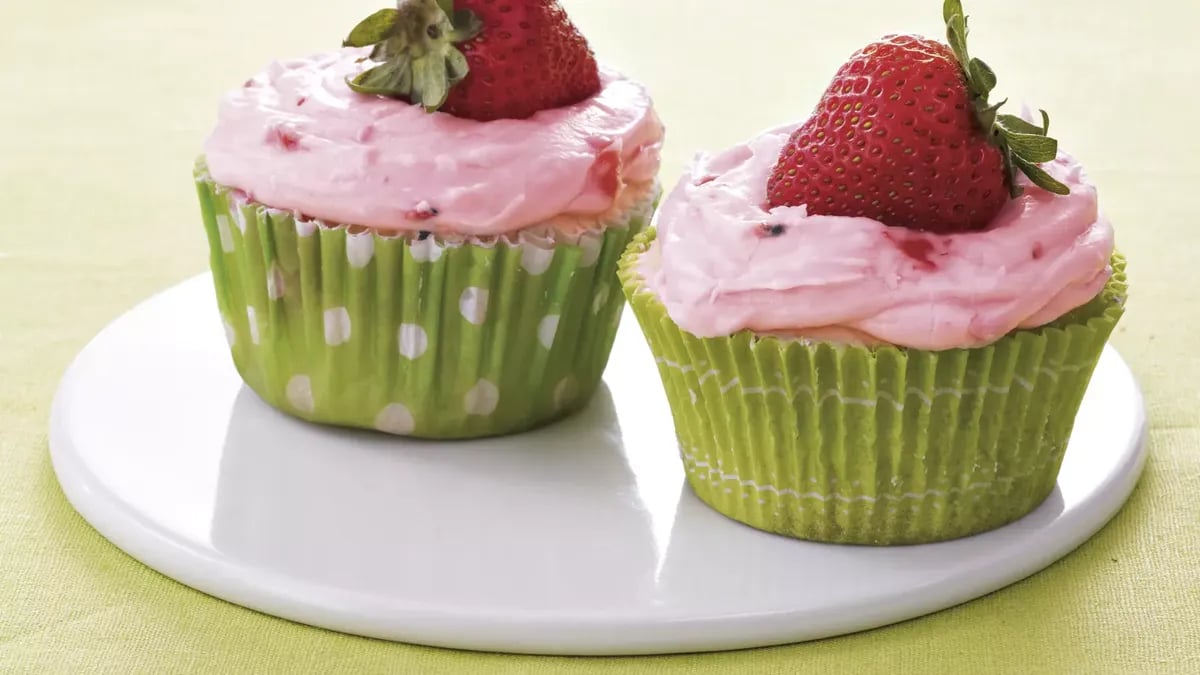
[620,229,1127,545]
[195,162,656,440]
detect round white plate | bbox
[50,274,1146,656]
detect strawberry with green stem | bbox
[342,0,600,122]
[767,0,1069,234]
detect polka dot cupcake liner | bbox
[194,163,657,439]
[620,229,1127,545]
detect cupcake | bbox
[195,0,664,439]
[621,0,1125,545]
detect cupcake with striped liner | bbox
[195,0,663,439]
[621,0,1124,544]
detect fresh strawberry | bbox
[342,0,600,122]
[441,0,600,120]
[767,0,1068,234]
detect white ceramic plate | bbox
[49,274,1146,655]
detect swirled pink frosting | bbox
[642,124,1115,350]
[202,48,664,235]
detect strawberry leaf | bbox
[996,114,1046,136]
[412,52,450,110]
[945,14,970,67]
[968,58,996,96]
[342,0,480,111]
[351,58,413,97]
[943,0,966,23]
[445,45,469,81]
[1006,132,1058,164]
[1012,156,1071,195]
[942,0,1070,197]
[976,98,1006,133]
[343,9,400,47]
[448,9,483,42]
[1002,146,1024,198]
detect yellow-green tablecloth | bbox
[3,0,1197,672]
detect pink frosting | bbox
[202,48,664,235]
[643,124,1115,350]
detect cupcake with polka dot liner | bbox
[195,0,663,439]
[620,0,1126,544]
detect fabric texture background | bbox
[1,0,1196,672]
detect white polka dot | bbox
[231,204,248,233]
[592,285,609,315]
[538,315,560,349]
[346,231,375,268]
[324,307,352,346]
[246,306,260,345]
[375,403,415,435]
[579,234,603,268]
[295,216,317,237]
[459,287,489,325]
[520,244,555,276]
[222,317,236,347]
[410,237,444,262]
[554,376,577,410]
[216,214,234,252]
[266,263,286,300]
[398,323,428,359]
[464,379,499,416]
[286,375,315,413]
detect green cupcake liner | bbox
[195,161,656,439]
[620,229,1127,545]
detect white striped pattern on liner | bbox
[680,448,1058,505]
[741,385,790,397]
[655,357,720,387]
[657,358,1043,411]
[654,357,709,376]
[1038,362,1090,380]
